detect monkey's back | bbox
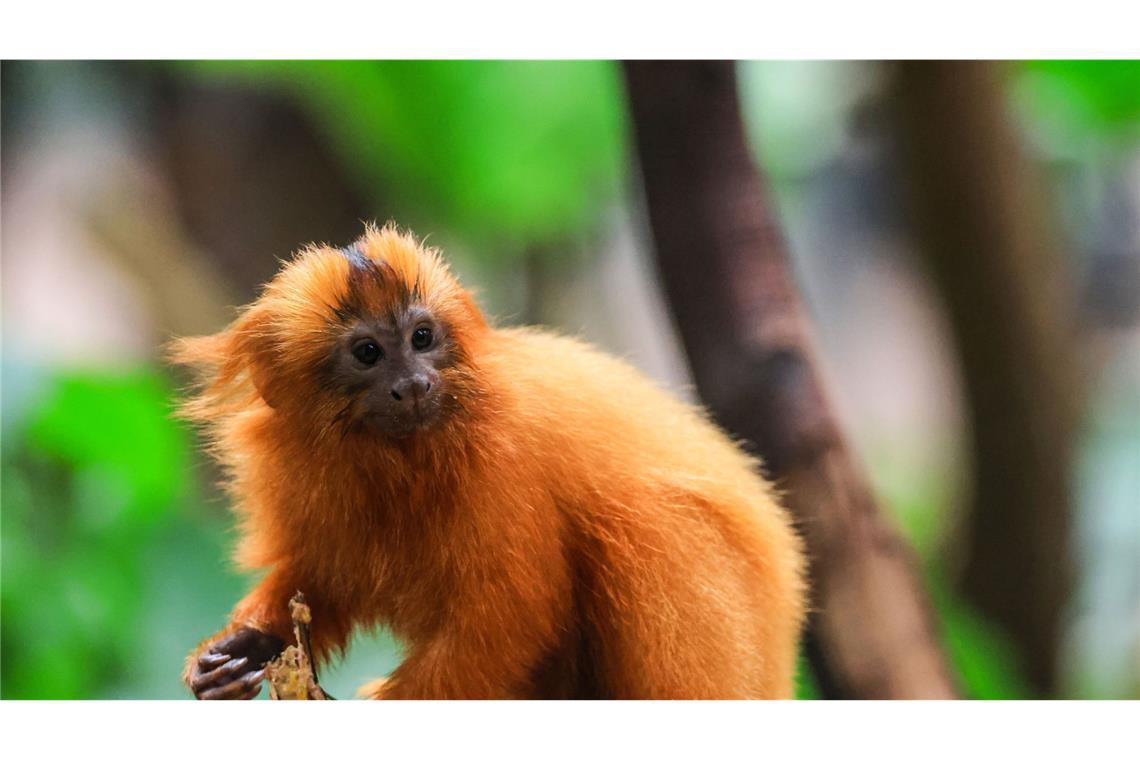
[482,328,806,698]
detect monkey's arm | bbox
[184,567,349,699]
[365,618,551,700]
[364,552,567,700]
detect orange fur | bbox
[175,224,806,698]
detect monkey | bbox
[174,224,806,700]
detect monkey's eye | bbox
[411,326,434,351]
[352,340,383,366]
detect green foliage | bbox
[175,61,627,258]
[1014,60,1140,160]
[24,371,188,524]
[1,368,226,698]
[3,371,164,696]
[1021,61,1140,131]
[0,366,406,699]
[794,650,821,700]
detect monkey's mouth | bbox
[408,394,444,427]
[411,399,430,425]
[366,401,443,438]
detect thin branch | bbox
[266,592,331,700]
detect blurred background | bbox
[1,60,1137,699]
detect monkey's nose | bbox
[390,375,432,403]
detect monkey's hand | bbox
[186,626,285,700]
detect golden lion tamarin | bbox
[175,224,806,699]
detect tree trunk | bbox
[889,61,1079,696]
[622,60,957,699]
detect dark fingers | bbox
[196,651,232,673]
[198,668,265,701]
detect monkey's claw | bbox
[189,626,284,700]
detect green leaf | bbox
[1021,61,1140,129]
[24,370,189,525]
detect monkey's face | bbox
[326,302,454,438]
[240,229,486,443]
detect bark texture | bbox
[622,60,958,699]
[890,61,1079,695]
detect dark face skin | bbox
[329,304,448,438]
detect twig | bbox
[266,592,332,700]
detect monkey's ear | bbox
[233,307,285,409]
[248,349,283,409]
